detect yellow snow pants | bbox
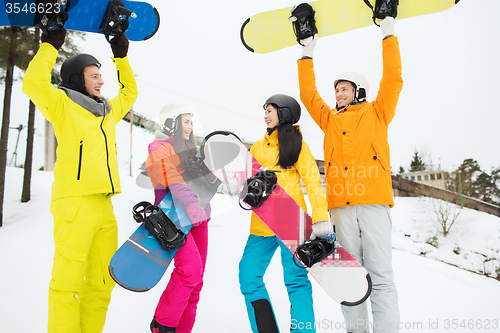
[48,194,118,333]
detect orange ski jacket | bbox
[298,37,403,209]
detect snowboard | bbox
[0,0,160,41]
[109,132,241,292]
[203,132,371,306]
[241,0,462,53]
[109,192,191,292]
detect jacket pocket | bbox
[371,141,390,171]
[51,245,88,289]
[77,140,83,180]
[325,148,334,177]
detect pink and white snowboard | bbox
[204,132,371,305]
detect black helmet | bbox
[263,94,301,125]
[60,54,101,92]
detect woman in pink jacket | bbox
[146,104,210,333]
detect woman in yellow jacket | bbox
[238,94,334,333]
[297,17,402,333]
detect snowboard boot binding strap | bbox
[363,0,399,26]
[294,238,336,268]
[289,3,318,46]
[133,201,187,251]
[99,0,136,43]
[35,0,71,38]
[239,169,278,210]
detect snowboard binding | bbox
[239,169,277,210]
[132,201,187,251]
[294,238,336,268]
[35,0,71,38]
[363,0,399,26]
[99,0,136,43]
[289,3,318,46]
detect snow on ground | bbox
[391,197,500,278]
[1,167,500,332]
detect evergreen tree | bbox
[409,150,426,172]
[397,166,405,176]
[475,171,499,204]
[452,158,482,198]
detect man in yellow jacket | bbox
[22,28,138,332]
[297,17,402,333]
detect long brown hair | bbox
[172,114,197,169]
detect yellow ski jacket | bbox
[22,43,138,200]
[249,127,329,237]
[298,36,402,209]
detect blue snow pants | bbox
[239,235,315,332]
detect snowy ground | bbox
[1,167,499,333]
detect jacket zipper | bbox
[100,110,115,194]
[77,140,83,180]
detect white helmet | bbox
[159,103,197,135]
[333,71,369,105]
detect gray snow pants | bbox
[329,205,400,333]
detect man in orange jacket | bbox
[297,17,402,333]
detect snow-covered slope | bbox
[1,167,499,332]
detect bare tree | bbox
[21,29,40,203]
[0,27,20,227]
[429,198,462,236]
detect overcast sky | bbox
[4,0,500,173]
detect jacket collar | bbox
[58,85,111,117]
[334,101,365,115]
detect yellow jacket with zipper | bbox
[298,36,402,209]
[22,43,138,200]
[249,127,329,236]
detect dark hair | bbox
[172,115,197,169]
[276,124,302,169]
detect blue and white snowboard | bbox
[110,131,241,292]
[109,192,192,292]
[0,0,160,41]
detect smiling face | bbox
[83,65,104,97]
[335,81,355,108]
[264,104,280,129]
[179,113,193,141]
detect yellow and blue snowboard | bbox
[240,0,462,53]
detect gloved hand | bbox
[186,202,207,227]
[310,221,335,243]
[301,35,317,59]
[380,16,396,39]
[110,33,129,58]
[41,28,67,50]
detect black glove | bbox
[41,28,67,51]
[110,33,129,58]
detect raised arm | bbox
[373,17,403,126]
[108,34,138,121]
[22,30,68,126]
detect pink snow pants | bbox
[154,220,209,332]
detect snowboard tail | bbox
[241,0,461,53]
